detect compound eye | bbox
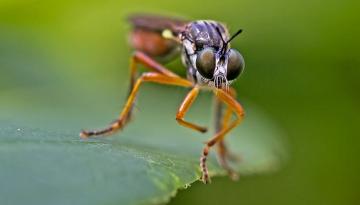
[227,49,245,80]
[196,47,216,79]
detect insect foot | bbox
[79,119,126,138]
[200,146,211,184]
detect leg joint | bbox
[175,114,184,122]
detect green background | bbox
[1,0,359,205]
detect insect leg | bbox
[176,86,207,133]
[124,51,181,124]
[214,97,233,177]
[220,88,242,160]
[200,88,245,183]
[214,88,241,180]
[128,51,180,89]
[80,72,192,138]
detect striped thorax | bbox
[180,20,245,90]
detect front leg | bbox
[200,88,245,183]
[176,86,207,133]
[214,88,241,180]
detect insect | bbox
[80,14,245,184]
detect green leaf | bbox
[0,87,287,205]
[0,5,286,203]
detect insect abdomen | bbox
[129,28,178,58]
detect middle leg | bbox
[123,51,180,124]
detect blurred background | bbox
[0,0,359,205]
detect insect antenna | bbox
[215,27,243,55]
[214,27,242,90]
[215,27,227,45]
[227,29,243,44]
[215,27,227,55]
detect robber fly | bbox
[80,14,245,184]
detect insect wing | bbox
[128,14,188,35]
